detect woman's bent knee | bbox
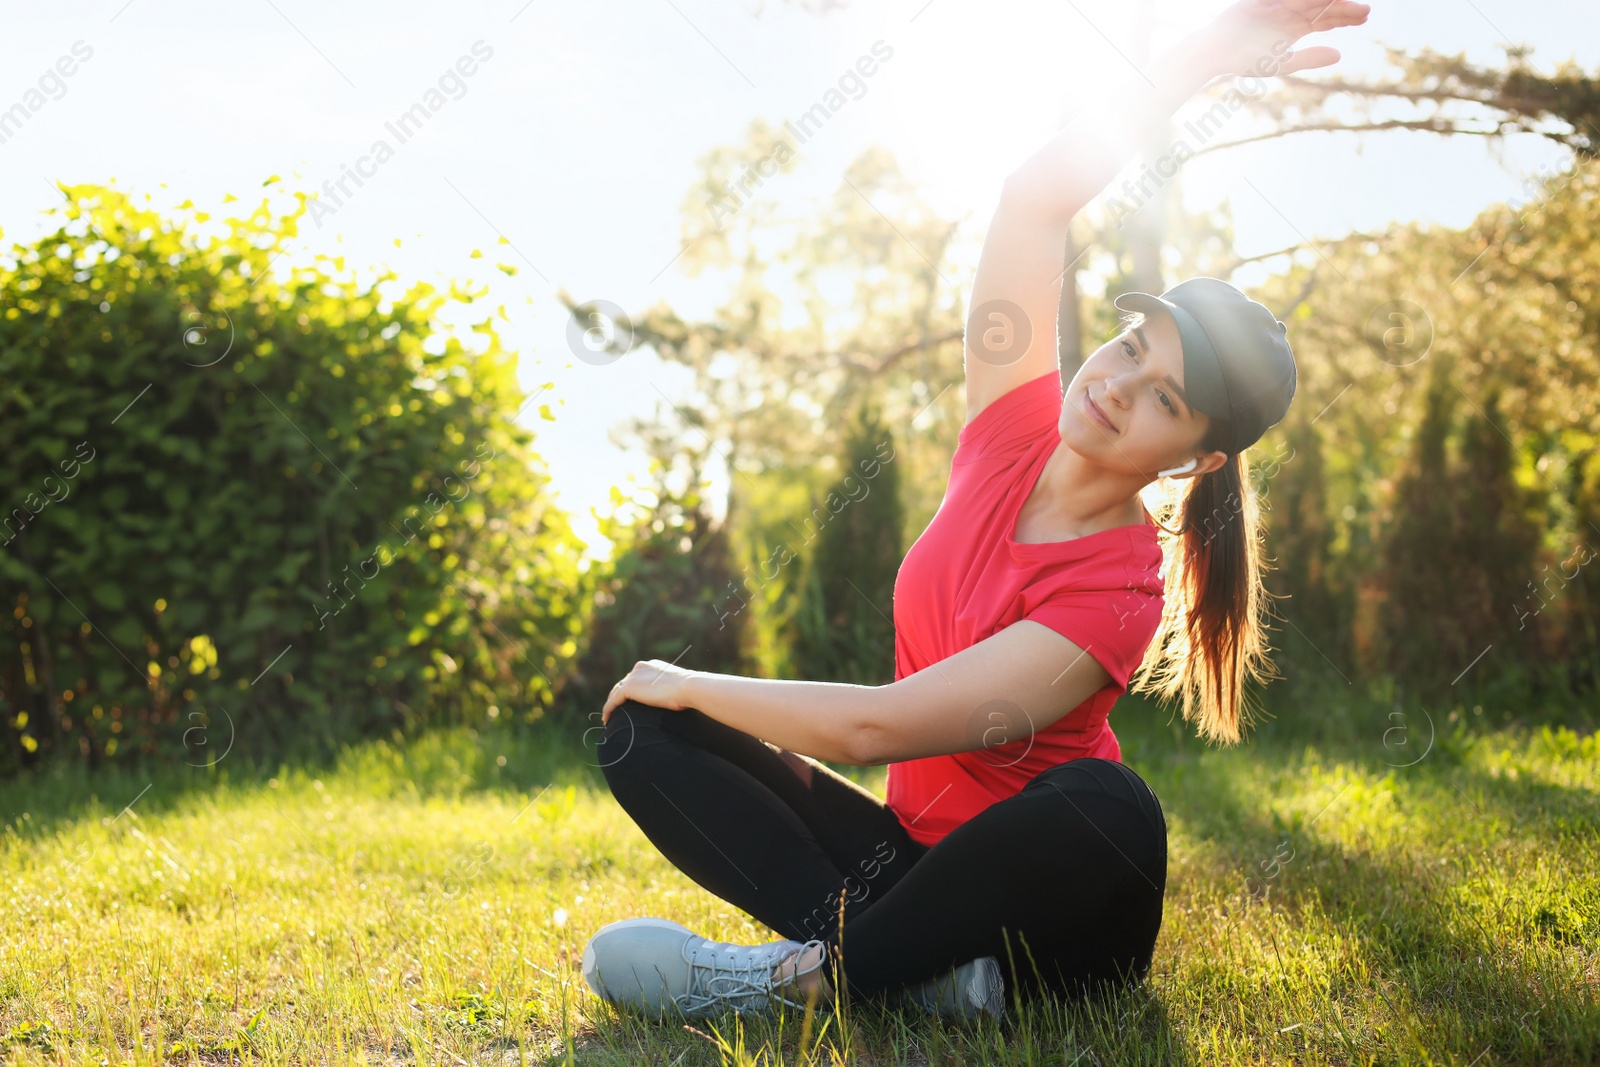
[595,700,672,778]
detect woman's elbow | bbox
[838,719,896,766]
[825,688,906,766]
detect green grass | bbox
[1,686,1596,1066]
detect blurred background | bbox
[3,0,1598,772]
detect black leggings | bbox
[598,699,1168,1003]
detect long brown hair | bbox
[1121,312,1283,745]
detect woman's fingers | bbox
[1264,0,1371,37]
[1286,0,1369,20]
[602,676,626,721]
[1210,0,1368,79]
[600,659,690,723]
[1308,1,1371,32]
[1276,45,1341,75]
[601,662,644,721]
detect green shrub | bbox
[0,182,586,773]
[563,446,753,730]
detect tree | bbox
[563,137,967,551]
[1375,369,1544,701]
[1218,46,1600,162]
[1261,412,1351,680]
[785,402,904,684]
[1376,358,1460,696]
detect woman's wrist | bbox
[680,668,711,711]
[1005,46,1212,216]
[1166,27,1234,87]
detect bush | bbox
[0,182,587,773]
[563,444,753,729]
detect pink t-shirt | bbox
[884,369,1167,847]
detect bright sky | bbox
[3,0,1593,563]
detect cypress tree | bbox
[1452,384,1544,685]
[1262,414,1350,676]
[786,402,904,685]
[1377,362,1459,696]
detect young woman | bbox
[581,0,1371,1023]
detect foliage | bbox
[563,425,753,721]
[1244,44,1600,161]
[785,401,903,684]
[1393,369,1555,697]
[1249,159,1600,706]
[0,182,586,773]
[1259,410,1352,677]
[1376,359,1471,694]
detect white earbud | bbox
[1158,458,1199,479]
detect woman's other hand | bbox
[602,659,700,723]
[1201,0,1372,80]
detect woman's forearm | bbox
[680,671,881,765]
[1003,26,1240,223]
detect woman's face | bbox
[1058,311,1220,481]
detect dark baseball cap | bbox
[1112,277,1297,457]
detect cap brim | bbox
[1112,292,1173,317]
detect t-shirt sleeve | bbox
[954,370,1062,465]
[1024,586,1165,691]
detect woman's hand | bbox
[602,659,700,723]
[1199,0,1372,80]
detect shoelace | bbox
[672,938,829,1016]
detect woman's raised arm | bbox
[965,1,1371,423]
[1006,1,1370,217]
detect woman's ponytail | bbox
[1134,439,1281,745]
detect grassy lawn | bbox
[1,685,1596,1065]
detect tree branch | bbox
[1188,118,1507,158]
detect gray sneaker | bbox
[898,956,1006,1021]
[581,917,828,1019]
